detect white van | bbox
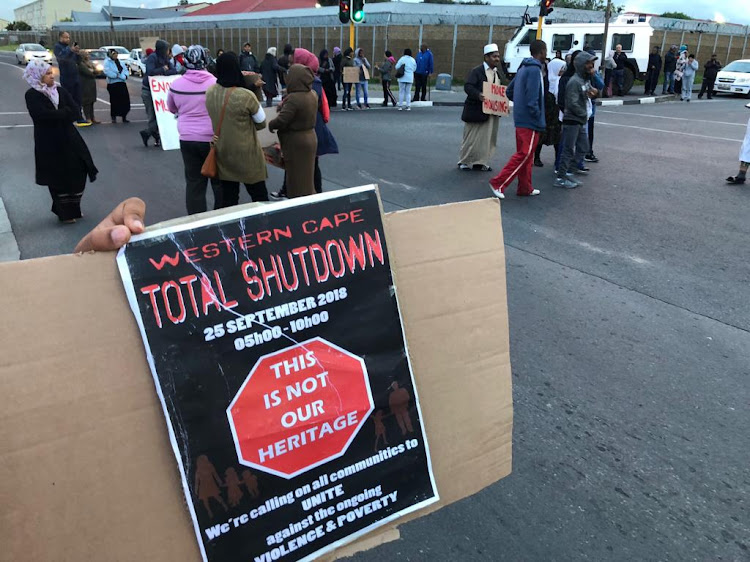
[714,59,750,97]
[503,14,655,94]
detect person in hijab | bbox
[332,46,343,91]
[23,60,98,223]
[353,47,371,109]
[375,50,398,107]
[206,52,269,207]
[269,64,318,198]
[167,45,222,214]
[271,52,339,199]
[341,47,355,111]
[172,44,186,74]
[140,39,177,148]
[77,50,99,124]
[278,43,294,89]
[103,48,130,123]
[260,47,280,108]
[318,49,337,108]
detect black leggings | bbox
[219,180,269,207]
[382,80,397,105]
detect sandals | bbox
[726,176,746,184]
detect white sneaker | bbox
[406,107,411,111]
[530,189,541,196]
[489,182,504,199]
[398,107,403,111]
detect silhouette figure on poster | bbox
[373,410,388,451]
[389,381,414,436]
[194,455,227,518]
[242,469,260,498]
[224,467,244,507]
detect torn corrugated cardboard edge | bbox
[0,196,512,561]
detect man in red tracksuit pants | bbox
[489,39,548,199]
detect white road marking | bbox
[597,121,742,142]
[598,110,747,127]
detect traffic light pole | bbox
[536,16,544,40]
[350,20,355,50]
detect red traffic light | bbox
[540,0,554,17]
[338,0,350,24]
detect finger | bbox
[74,224,131,253]
[117,197,146,234]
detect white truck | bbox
[503,14,655,95]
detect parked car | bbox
[85,49,108,78]
[15,43,52,65]
[128,48,146,77]
[714,59,750,98]
[100,45,132,66]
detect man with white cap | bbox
[458,43,504,172]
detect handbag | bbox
[201,87,235,179]
[396,64,405,79]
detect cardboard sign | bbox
[0,195,513,562]
[482,82,510,116]
[117,187,439,562]
[149,74,181,151]
[343,67,359,84]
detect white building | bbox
[14,0,91,30]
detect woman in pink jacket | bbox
[167,45,222,214]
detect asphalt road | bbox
[1,51,748,561]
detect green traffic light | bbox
[352,9,364,22]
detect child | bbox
[726,102,750,185]
[681,54,699,102]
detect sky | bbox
[2,0,747,26]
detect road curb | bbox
[433,94,675,108]
[0,197,20,262]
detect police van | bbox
[503,14,655,94]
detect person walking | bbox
[681,54,699,102]
[457,44,503,171]
[395,48,417,112]
[412,44,434,102]
[103,48,130,123]
[140,40,176,148]
[489,40,547,199]
[662,45,677,94]
[612,44,627,96]
[332,47,343,91]
[167,45,223,215]
[726,102,750,185]
[353,48,371,109]
[77,50,99,124]
[260,47,280,108]
[269,64,318,198]
[644,46,662,96]
[239,43,260,73]
[699,54,722,100]
[23,61,98,223]
[375,51,398,107]
[318,49,337,108]
[53,31,89,127]
[341,47,355,111]
[555,52,597,189]
[206,52,268,207]
[534,61,562,168]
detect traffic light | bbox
[351,0,365,24]
[540,0,554,17]
[338,0,350,24]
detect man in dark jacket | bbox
[140,39,177,148]
[556,51,597,189]
[278,43,294,89]
[489,40,547,199]
[457,44,505,171]
[412,44,434,102]
[699,53,722,99]
[239,43,260,73]
[612,44,628,96]
[662,45,677,94]
[53,31,88,127]
[644,46,662,96]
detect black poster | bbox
[117,187,438,562]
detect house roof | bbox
[71,10,106,22]
[102,6,185,19]
[186,0,317,17]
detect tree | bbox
[660,11,693,20]
[6,21,32,31]
[59,17,73,22]
[554,0,607,9]
[179,0,189,5]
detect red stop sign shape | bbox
[227,337,374,479]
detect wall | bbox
[15,0,90,29]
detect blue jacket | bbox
[590,70,604,115]
[53,42,79,82]
[507,57,545,132]
[415,49,434,75]
[103,58,129,84]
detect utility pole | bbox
[601,0,612,71]
[108,0,115,45]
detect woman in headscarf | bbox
[332,47,343,92]
[23,60,98,223]
[375,50,398,107]
[172,44,186,74]
[206,52,269,207]
[167,45,222,214]
[271,52,339,199]
[103,48,130,123]
[318,49,337,108]
[269,65,318,198]
[341,47,355,111]
[260,47,280,108]
[77,50,99,124]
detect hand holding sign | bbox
[482,82,510,117]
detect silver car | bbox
[15,43,52,65]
